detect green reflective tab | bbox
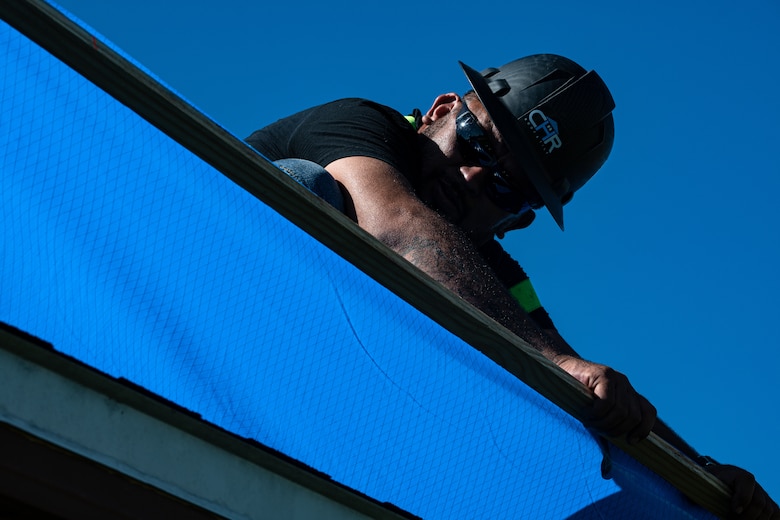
[509,279,542,313]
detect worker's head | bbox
[415,54,614,242]
[459,55,615,231]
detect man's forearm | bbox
[384,210,659,443]
[389,220,571,360]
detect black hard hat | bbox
[459,54,615,230]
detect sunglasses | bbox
[455,103,542,215]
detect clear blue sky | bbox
[56,0,780,501]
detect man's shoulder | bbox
[246,97,418,172]
[320,97,395,110]
[312,98,407,123]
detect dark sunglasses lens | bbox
[462,139,494,166]
[456,111,496,166]
[457,105,540,215]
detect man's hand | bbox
[705,464,779,519]
[554,355,657,443]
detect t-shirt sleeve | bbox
[245,99,418,175]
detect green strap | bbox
[404,115,418,130]
[509,279,542,314]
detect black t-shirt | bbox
[246,98,420,178]
[245,98,555,330]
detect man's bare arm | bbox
[327,156,656,440]
[330,157,549,341]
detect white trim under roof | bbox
[0,325,415,520]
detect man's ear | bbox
[421,93,460,125]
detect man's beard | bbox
[416,117,458,215]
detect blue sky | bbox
[56,0,779,502]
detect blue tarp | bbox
[0,10,716,519]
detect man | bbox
[247,54,777,518]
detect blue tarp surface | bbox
[0,10,716,519]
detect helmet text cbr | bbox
[527,109,561,154]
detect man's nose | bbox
[460,165,491,194]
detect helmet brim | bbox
[459,61,565,230]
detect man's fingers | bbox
[730,476,780,520]
[707,465,779,519]
[582,375,655,441]
[590,402,646,439]
[627,396,656,444]
[559,359,656,441]
[730,472,756,515]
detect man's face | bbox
[416,96,534,243]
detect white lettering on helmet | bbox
[527,109,562,154]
